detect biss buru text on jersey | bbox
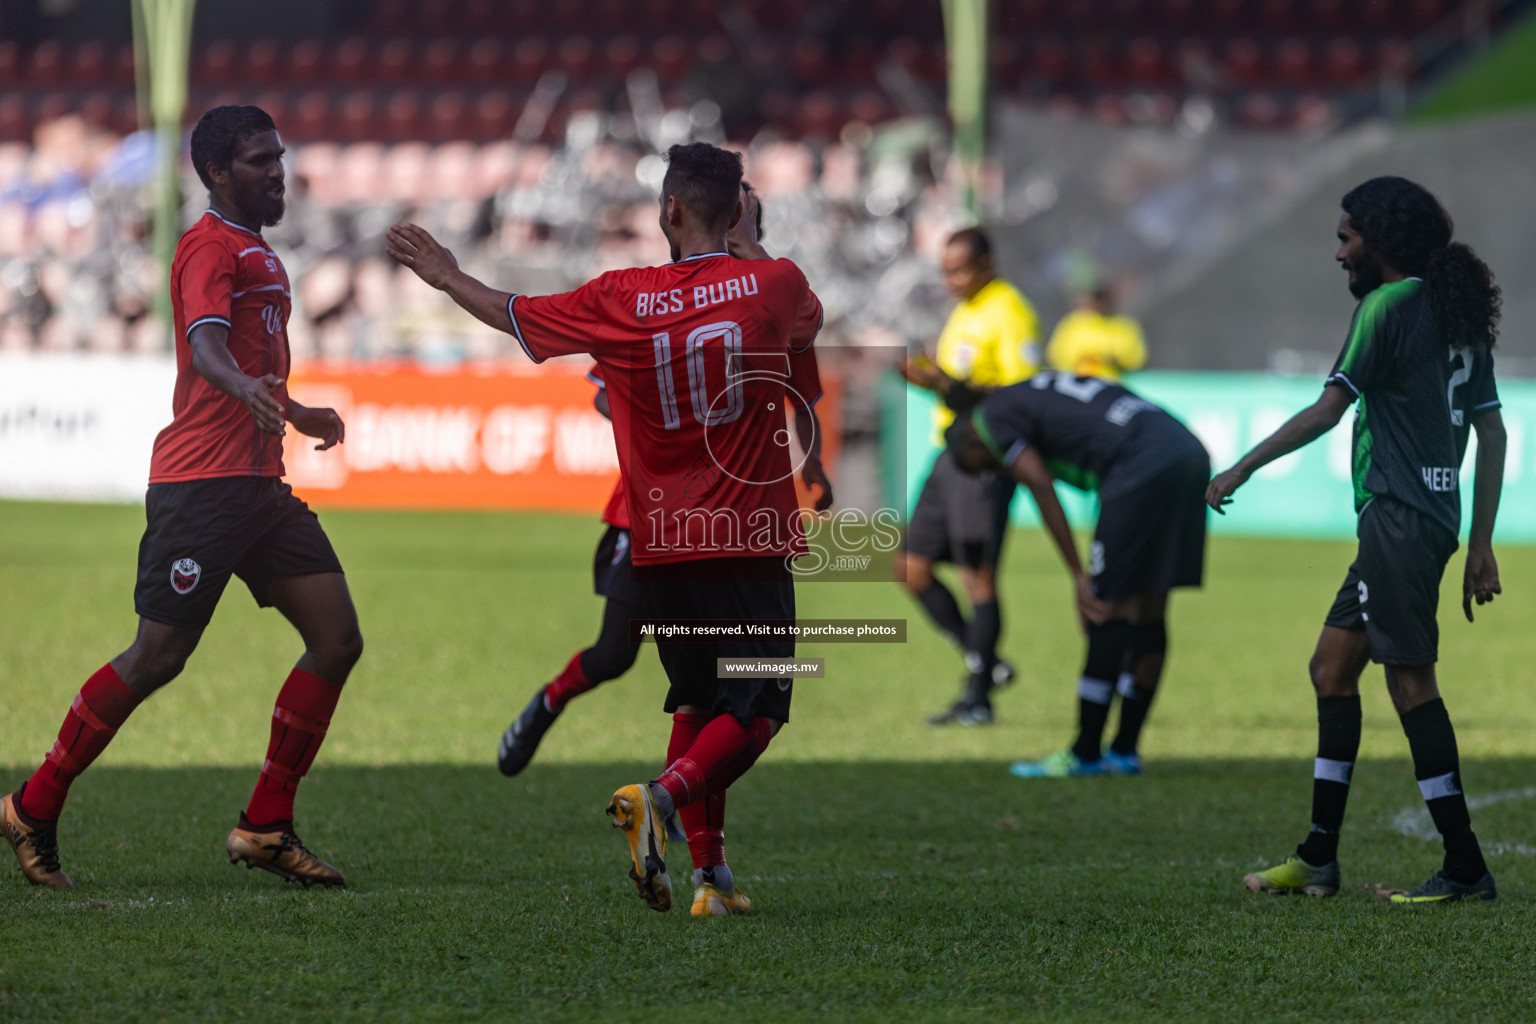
[634,273,760,317]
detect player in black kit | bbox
[943,370,1210,778]
[1209,177,1505,903]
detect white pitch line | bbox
[1389,784,1536,855]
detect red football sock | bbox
[21,664,142,821]
[654,714,774,811]
[544,652,594,714]
[684,792,727,870]
[245,668,343,827]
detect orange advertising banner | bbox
[284,366,837,513]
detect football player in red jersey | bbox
[390,148,829,916]
[3,107,360,891]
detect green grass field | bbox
[3,499,1535,1022]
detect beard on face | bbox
[1345,246,1384,299]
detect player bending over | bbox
[1209,177,1505,904]
[942,371,1209,777]
[3,106,360,890]
[390,148,828,916]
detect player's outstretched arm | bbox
[1206,385,1353,513]
[188,322,286,435]
[385,223,514,334]
[1464,409,1506,621]
[1009,444,1108,630]
[286,399,346,451]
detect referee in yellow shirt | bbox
[1045,285,1146,381]
[900,228,1040,725]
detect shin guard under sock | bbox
[1072,621,1134,762]
[916,581,968,649]
[1401,698,1487,884]
[245,668,343,827]
[1297,695,1361,867]
[654,715,774,811]
[22,664,142,821]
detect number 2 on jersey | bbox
[1446,345,1472,427]
[653,321,745,430]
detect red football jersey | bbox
[149,211,292,483]
[512,252,823,565]
[586,366,631,531]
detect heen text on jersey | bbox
[1422,466,1458,492]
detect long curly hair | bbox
[1341,176,1501,350]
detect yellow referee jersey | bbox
[1045,308,1146,381]
[932,278,1039,439]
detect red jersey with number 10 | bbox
[510,252,823,566]
[149,211,292,483]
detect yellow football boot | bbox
[606,783,671,912]
[1243,855,1340,896]
[691,882,753,917]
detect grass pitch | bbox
[3,499,1535,1022]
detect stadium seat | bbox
[384,91,423,140]
[1224,37,1267,88]
[113,44,136,87]
[70,41,109,87]
[1378,38,1416,80]
[333,38,371,87]
[1407,0,1446,30]
[421,38,460,84]
[557,36,594,81]
[289,39,325,84]
[789,37,830,87]
[245,39,282,85]
[474,91,517,139]
[294,141,340,203]
[338,142,385,205]
[474,140,519,196]
[377,38,414,84]
[29,41,65,87]
[427,140,476,197]
[0,41,19,86]
[1308,0,1347,30]
[1236,91,1284,129]
[1274,37,1313,88]
[292,91,332,141]
[1293,93,1338,132]
[511,38,550,84]
[113,94,141,135]
[467,39,505,83]
[650,36,689,85]
[602,36,642,82]
[430,91,468,141]
[1323,37,1366,86]
[1033,37,1072,88]
[373,0,411,31]
[0,94,28,140]
[254,91,288,128]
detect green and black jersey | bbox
[1326,278,1499,537]
[971,371,1206,497]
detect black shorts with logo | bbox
[1324,495,1457,665]
[905,449,1015,568]
[134,476,344,629]
[636,556,796,723]
[593,525,644,609]
[1091,442,1210,601]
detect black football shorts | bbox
[592,524,644,608]
[637,556,796,723]
[904,449,1016,568]
[1090,443,1210,601]
[1325,496,1457,665]
[134,476,344,629]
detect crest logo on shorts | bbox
[170,558,201,594]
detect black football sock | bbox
[1072,620,1134,763]
[1110,621,1167,756]
[965,599,1002,679]
[1401,698,1487,884]
[1296,695,1361,867]
[916,581,968,649]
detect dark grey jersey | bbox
[974,371,1205,496]
[1326,278,1499,536]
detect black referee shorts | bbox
[905,449,1015,568]
[637,556,796,724]
[134,476,343,629]
[1324,496,1457,665]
